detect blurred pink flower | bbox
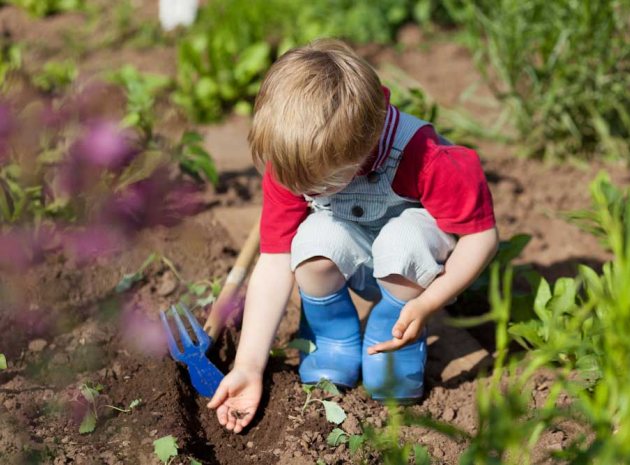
[62,225,125,264]
[0,225,59,271]
[0,103,13,163]
[74,121,136,170]
[120,303,168,357]
[102,169,204,232]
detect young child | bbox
[208,39,498,433]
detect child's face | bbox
[306,165,358,197]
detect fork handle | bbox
[203,216,260,340]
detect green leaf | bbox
[128,399,141,409]
[153,435,179,464]
[287,338,316,354]
[326,428,348,447]
[181,131,204,145]
[321,400,346,425]
[189,283,209,296]
[0,354,7,370]
[196,293,216,307]
[115,272,143,293]
[316,378,341,396]
[302,384,315,394]
[349,434,365,454]
[533,278,552,322]
[269,347,287,358]
[190,459,202,465]
[79,410,96,434]
[413,444,431,465]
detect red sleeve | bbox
[418,141,496,235]
[260,166,309,253]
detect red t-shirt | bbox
[260,108,495,253]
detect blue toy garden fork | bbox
[160,303,224,397]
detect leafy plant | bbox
[32,60,77,94]
[326,427,366,454]
[269,337,316,358]
[0,35,21,90]
[175,131,218,185]
[173,0,419,122]
[105,398,142,414]
[301,378,347,425]
[108,65,171,140]
[9,0,85,17]
[77,383,102,434]
[446,0,630,160]
[153,435,178,464]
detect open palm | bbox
[207,368,263,434]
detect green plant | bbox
[175,131,218,186]
[0,36,21,90]
[105,398,142,414]
[301,379,347,425]
[153,435,178,464]
[173,0,419,122]
[446,0,630,160]
[9,0,85,17]
[116,253,222,310]
[107,65,171,141]
[326,427,366,454]
[77,383,102,434]
[32,60,77,94]
[0,353,7,370]
[269,337,316,358]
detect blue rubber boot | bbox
[362,284,427,401]
[298,285,362,388]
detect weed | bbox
[107,65,171,141]
[31,60,77,95]
[153,435,178,464]
[447,0,630,160]
[9,0,85,17]
[301,379,347,425]
[77,382,103,434]
[105,398,142,414]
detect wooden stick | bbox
[203,216,260,341]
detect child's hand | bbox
[207,366,263,433]
[366,299,431,354]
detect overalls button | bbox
[367,171,379,183]
[351,205,364,217]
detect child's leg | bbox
[363,208,455,400]
[296,258,361,387]
[362,277,427,400]
[291,211,372,388]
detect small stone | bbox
[246,441,254,448]
[442,407,456,422]
[150,429,158,437]
[61,436,70,444]
[156,271,178,296]
[293,450,303,457]
[28,339,48,352]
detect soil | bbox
[0,3,626,465]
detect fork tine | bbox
[171,304,195,349]
[160,310,184,360]
[180,302,210,349]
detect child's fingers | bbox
[367,337,406,354]
[392,307,414,339]
[225,408,237,430]
[207,381,228,409]
[216,404,229,426]
[234,411,255,434]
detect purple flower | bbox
[62,225,125,264]
[74,121,136,170]
[120,303,168,357]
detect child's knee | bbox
[294,256,345,296]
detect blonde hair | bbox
[248,39,387,194]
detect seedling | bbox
[326,427,365,454]
[175,131,219,186]
[32,60,77,94]
[269,337,316,358]
[78,383,103,434]
[105,398,142,414]
[301,379,346,425]
[153,435,178,464]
